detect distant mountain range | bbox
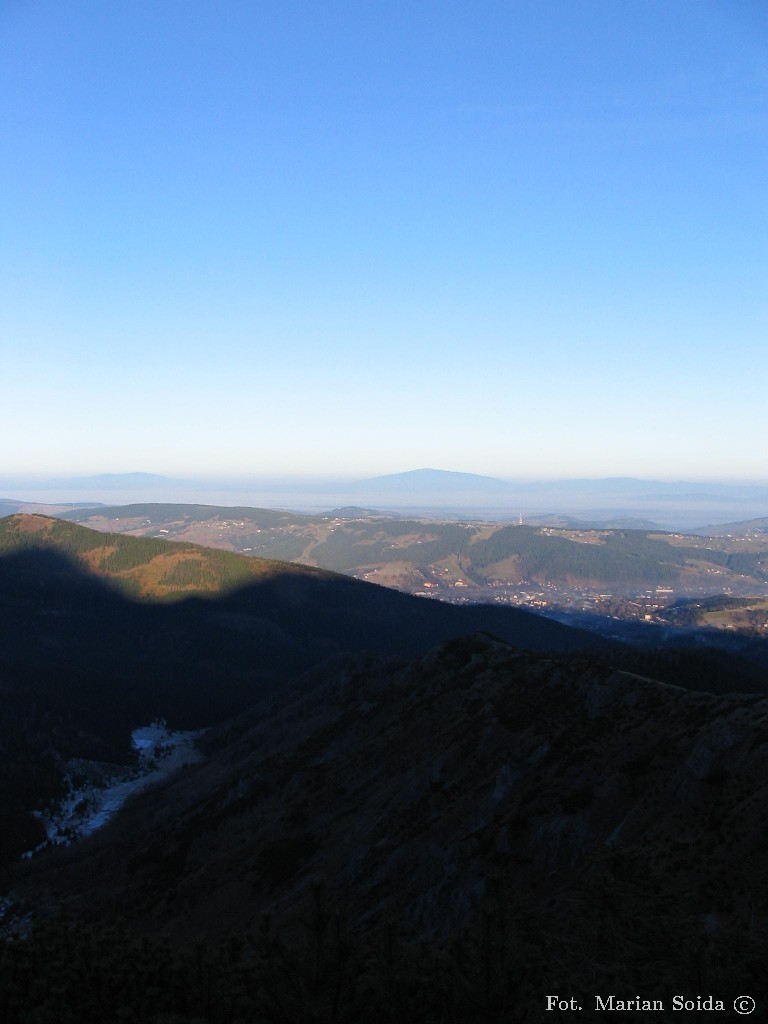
[691,516,768,536]
[4,467,768,531]
[0,472,176,490]
[351,468,512,493]
[353,469,768,500]
[5,466,768,501]
[0,497,101,515]
[4,466,768,528]
[60,472,177,489]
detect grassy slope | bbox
[0,513,326,600]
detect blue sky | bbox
[2,1,766,481]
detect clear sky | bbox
[2,1,766,482]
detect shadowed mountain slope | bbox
[0,515,603,865]
[0,514,604,660]
[8,634,767,1015]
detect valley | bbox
[2,511,768,1019]
[60,502,768,612]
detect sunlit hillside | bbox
[0,514,324,600]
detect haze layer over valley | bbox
[4,468,768,531]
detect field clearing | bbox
[356,560,426,588]
[81,545,117,570]
[557,530,607,546]
[81,516,152,535]
[382,531,440,549]
[653,532,767,555]
[117,552,212,596]
[479,554,524,581]
[702,598,768,630]
[432,553,471,583]
[467,525,496,544]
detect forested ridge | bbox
[0,514,312,599]
[60,505,768,591]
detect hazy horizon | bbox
[4,466,768,532]
[4,466,768,486]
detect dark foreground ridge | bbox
[4,634,768,1020]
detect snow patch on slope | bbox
[23,722,202,857]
